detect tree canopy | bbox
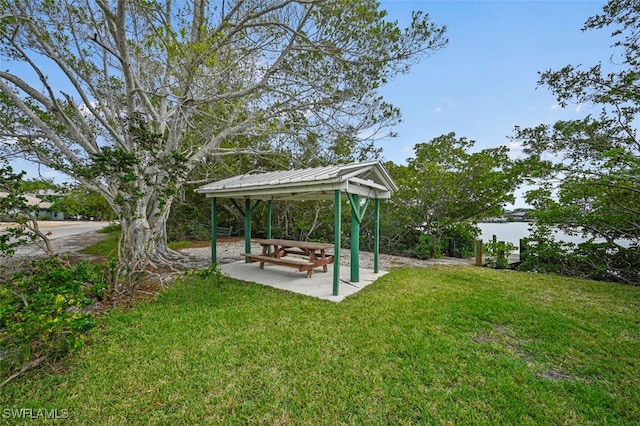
[0,0,447,291]
[386,132,521,246]
[513,0,640,284]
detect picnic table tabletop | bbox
[252,238,334,251]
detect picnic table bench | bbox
[216,225,233,237]
[242,238,334,278]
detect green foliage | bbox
[182,264,223,281]
[484,240,517,269]
[519,224,640,284]
[443,222,481,258]
[19,179,57,192]
[51,187,116,221]
[518,225,575,275]
[415,233,441,259]
[0,225,37,258]
[513,0,640,284]
[0,160,51,256]
[391,134,518,230]
[167,183,215,242]
[166,128,383,244]
[381,135,520,256]
[0,257,110,381]
[78,117,188,219]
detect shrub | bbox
[413,223,480,259]
[442,222,480,258]
[484,240,517,269]
[519,226,640,285]
[0,257,109,382]
[414,233,440,259]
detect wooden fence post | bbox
[475,239,483,266]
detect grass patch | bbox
[97,223,121,235]
[168,240,212,249]
[168,240,195,250]
[83,236,206,257]
[82,224,120,258]
[81,235,118,258]
[2,267,638,424]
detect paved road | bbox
[1,221,111,259]
[33,221,109,240]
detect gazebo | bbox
[195,161,397,296]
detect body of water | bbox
[477,222,605,252]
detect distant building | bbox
[509,210,528,221]
[0,192,65,221]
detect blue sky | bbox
[376,0,612,165]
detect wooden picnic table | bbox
[243,238,335,278]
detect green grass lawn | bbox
[2,266,639,425]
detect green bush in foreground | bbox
[0,257,109,381]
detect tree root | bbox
[0,355,47,388]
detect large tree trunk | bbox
[114,194,186,294]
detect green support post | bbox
[374,198,380,273]
[350,193,360,282]
[266,200,272,253]
[266,200,272,239]
[333,190,341,296]
[211,197,217,265]
[244,198,252,262]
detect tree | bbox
[0,0,447,292]
[20,179,57,194]
[513,0,640,285]
[50,186,116,221]
[0,160,53,256]
[386,133,521,254]
[168,124,382,242]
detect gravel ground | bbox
[178,238,475,270]
[1,230,474,270]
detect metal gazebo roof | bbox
[195,161,397,200]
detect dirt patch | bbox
[536,369,576,381]
[472,324,578,382]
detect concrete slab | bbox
[219,260,388,302]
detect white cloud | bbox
[575,102,583,113]
[507,140,526,160]
[430,97,453,114]
[550,103,561,110]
